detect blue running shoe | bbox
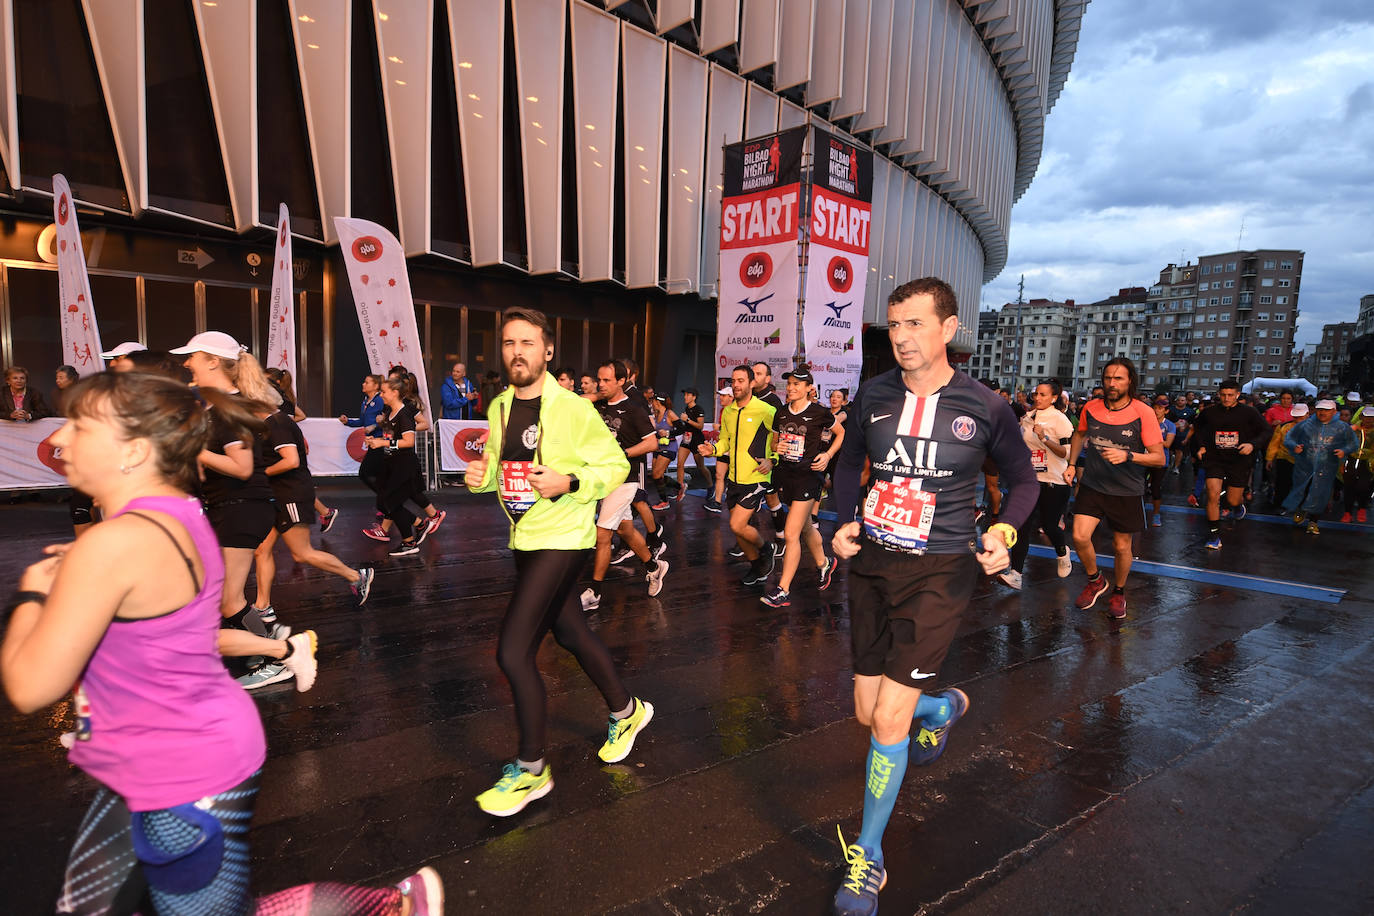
[910,688,969,766]
[833,826,886,916]
[1231,504,1246,520]
[1205,536,1222,550]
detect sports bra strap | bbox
[124,511,203,594]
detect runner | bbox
[698,366,778,586]
[1191,379,1267,549]
[1064,358,1166,619]
[674,387,709,500]
[1147,396,1177,527]
[828,277,1037,916]
[703,385,734,514]
[580,360,670,610]
[998,379,1076,589]
[369,377,428,557]
[465,308,654,816]
[761,367,843,607]
[751,362,789,558]
[340,374,388,538]
[1,370,442,915]
[248,405,375,668]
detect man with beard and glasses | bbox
[1064,358,1166,620]
[464,308,654,817]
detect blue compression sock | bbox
[857,735,909,862]
[914,692,952,727]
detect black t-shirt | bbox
[682,403,706,447]
[598,396,655,478]
[265,411,313,503]
[201,396,273,506]
[756,386,785,412]
[775,401,835,468]
[498,396,541,521]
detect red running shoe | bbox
[1359,509,1368,524]
[1108,591,1127,620]
[1075,575,1110,610]
[362,523,389,541]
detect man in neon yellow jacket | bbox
[465,307,654,817]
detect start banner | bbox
[716,126,806,380]
[802,127,871,401]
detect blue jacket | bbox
[441,376,476,420]
[344,394,385,433]
[1282,416,1355,514]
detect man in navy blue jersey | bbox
[828,277,1038,916]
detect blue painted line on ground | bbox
[1026,544,1345,603]
[1158,503,1370,533]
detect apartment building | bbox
[971,309,1001,380]
[1311,322,1358,390]
[1142,249,1303,392]
[992,298,1077,392]
[1070,288,1149,392]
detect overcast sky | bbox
[981,0,1374,351]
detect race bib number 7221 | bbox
[862,478,936,554]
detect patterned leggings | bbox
[57,770,404,916]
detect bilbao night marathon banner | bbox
[716,126,806,383]
[802,128,871,400]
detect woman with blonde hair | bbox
[171,333,314,691]
[1,370,442,914]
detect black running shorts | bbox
[207,499,276,549]
[848,549,977,689]
[273,499,313,534]
[1073,484,1145,534]
[725,480,768,511]
[774,465,823,504]
[1204,456,1253,489]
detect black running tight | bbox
[57,770,404,916]
[1010,482,1071,573]
[502,549,632,761]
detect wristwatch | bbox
[567,474,580,494]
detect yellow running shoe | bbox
[475,763,553,817]
[597,698,655,763]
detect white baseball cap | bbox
[718,386,732,395]
[1347,391,1362,402]
[169,331,247,360]
[1315,399,1337,410]
[100,341,146,359]
[1290,403,1309,417]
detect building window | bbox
[1193,346,1203,354]
[1272,329,1284,339]
[1203,346,1213,354]
[1276,296,1288,305]
[1271,347,1283,355]
[1201,265,1211,274]
[1149,346,1158,354]
[1150,332,1159,340]
[1206,329,1216,338]
[1277,279,1291,288]
[1256,312,1269,321]
[1269,364,1281,372]
[1221,297,1232,305]
[1206,314,1217,322]
[1224,279,1235,288]
[1199,281,1209,291]
[1279,260,1293,270]
[1259,295,1273,305]
[1163,331,1173,339]
[1210,297,1220,305]
[1263,259,1276,269]
[1226,262,1236,271]
[1261,278,1275,287]
[1274,312,1287,322]
[1218,329,1229,338]
[1219,313,1231,321]
[1190,361,1200,370]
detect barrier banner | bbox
[333,217,433,418]
[716,126,806,379]
[802,127,870,400]
[298,419,367,476]
[437,419,491,472]
[265,203,298,382]
[0,419,67,488]
[52,175,103,376]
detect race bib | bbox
[499,461,537,519]
[862,478,937,554]
[1216,431,1239,449]
[778,431,805,461]
[1030,448,1048,472]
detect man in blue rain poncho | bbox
[1282,398,1355,534]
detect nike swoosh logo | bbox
[871,414,892,423]
[909,669,936,680]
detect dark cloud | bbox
[986,2,1374,348]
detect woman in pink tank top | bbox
[0,373,442,915]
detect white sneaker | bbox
[283,631,318,692]
[997,569,1022,590]
[580,588,601,611]
[1057,552,1072,578]
[646,559,669,597]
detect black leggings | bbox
[502,549,632,761]
[1010,483,1071,573]
[58,770,404,915]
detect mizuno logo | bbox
[739,293,775,314]
[870,413,892,423]
[822,301,853,329]
[825,301,851,318]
